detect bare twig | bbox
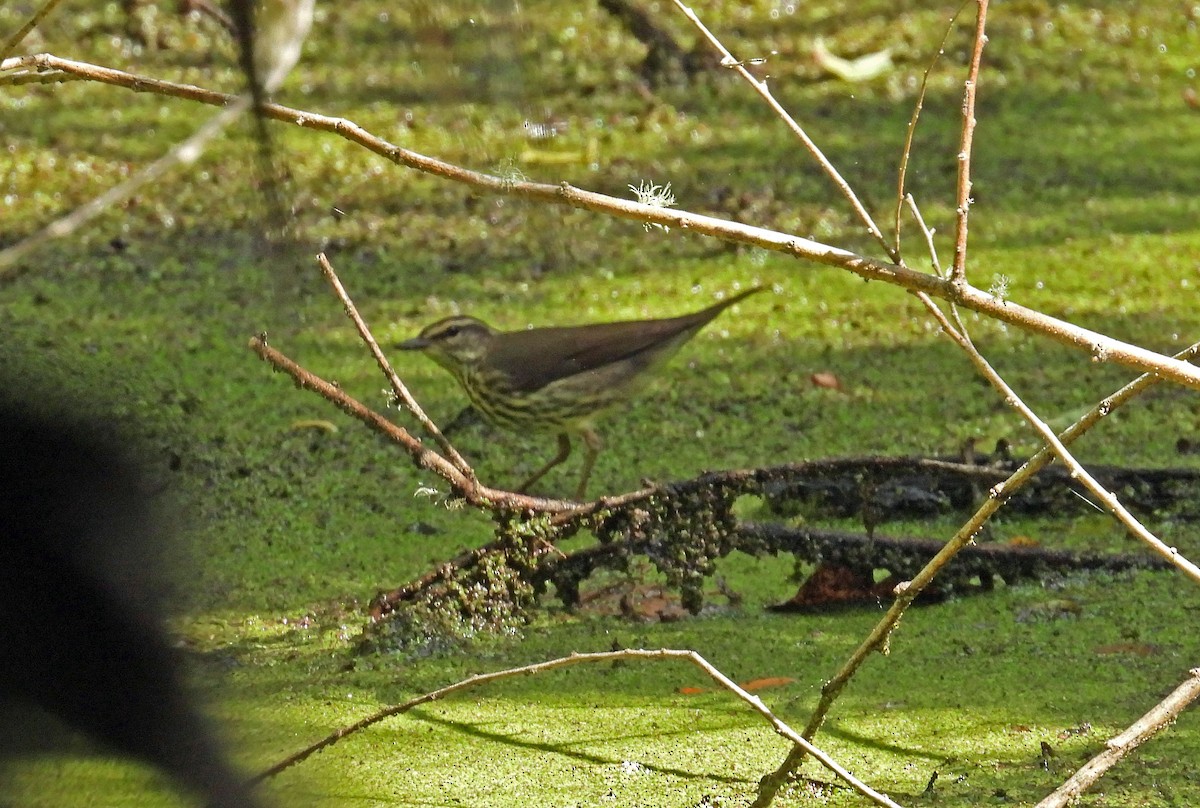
[905,194,942,275]
[0,66,81,85]
[315,253,474,477]
[669,0,898,263]
[949,0,989,284]
[5,53,1196,390]
[752,339,1200,807]
[1,0,313,273]
[893,1,971,262]
[246,335,607,514]
[250,648,904,808]
[0,0,65,59]
[0,97,252,272]
[926,299,1200,584]
[1035,667,1200,808]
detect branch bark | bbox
[250,648,904,808]
[752,339,1200,807]
[1035,667,1200,808]
[5,53,1200,392]
[950,0,989,283]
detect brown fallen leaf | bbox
[770,563,944,612]
[740,676,796,692]
[810,371,842,390]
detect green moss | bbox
[3,0,1200,805]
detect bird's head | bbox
[397,315,497,373]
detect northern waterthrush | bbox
[398,287,762,499]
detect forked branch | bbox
[4,53,1200,390]
[752,340,1200,807]
[314,253,473,477]
[924,300,1200,584]
[670,0,897,264]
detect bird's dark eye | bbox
[442,325,461,338]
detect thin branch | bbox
[5,53,1200,392]
[246,335,605,515]
[0,0,65,59]
[926,299,1200,584]
[949,0,989,284]
[0,66,80,85]
[669,0,899,264]
[315,253,474,477]
[1,0,313,272]
[894,1,971,262]
[752,338,1200,808]
[1036,667,1200,808]
[250,648,904,808]
[0,97,251,272]
[906,194,943,276]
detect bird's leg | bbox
[517,432,572,494]
[575,428,603,500]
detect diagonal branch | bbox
[752,338,1200,807]
[247,334,593,514]
[5,53,1200,391]
[315,253,474,477]
[250,648,904,808]
[0,0,65,59]
[670,0,898,263]
[0,97,253,270]
[926,298,1200,584]
[894,1,971,263]
[1035,667,1200,808]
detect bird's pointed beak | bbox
[397,337,431,351]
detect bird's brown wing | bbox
[489,288,762,392]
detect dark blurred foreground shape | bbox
[0,0,310,801]
[0,402,263,808]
